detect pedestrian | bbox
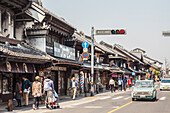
[128,78,132,89]
[123,77,127,91]
[32,76,42,110]
[44,75,54,109]
[118,77,123,91]
[22,76,31,106]
[71,77,77,100]
[109,77,115,93]
[15,80,22,107]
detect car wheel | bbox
[160,89,162,91]
[132,98,135,101]
[153,95,157,101]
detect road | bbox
[8,82,170,113]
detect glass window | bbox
[2,73,13,94]
[135,81,153,88]
[161,80,170,83]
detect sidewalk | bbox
[0,90,110,113]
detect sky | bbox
[42,0,170,65]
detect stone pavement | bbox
[0,89,133,113]
[0,90,109,113]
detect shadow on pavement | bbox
[134,98,159,102]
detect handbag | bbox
[19,90,22,94]
[24,89,30,94]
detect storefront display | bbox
[2,73,13,94]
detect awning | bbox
[112,74,118,77]
[124,75,129,78]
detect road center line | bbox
[108,101,134,113]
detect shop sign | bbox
[80,73,84,89]
[54,42,75,60]
[48,66,67,71]
[39,69,44,76]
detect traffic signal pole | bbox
[91,27,94,96]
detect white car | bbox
[160,79,170,90]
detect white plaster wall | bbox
[29,37,46,52]
[15,22,24,40]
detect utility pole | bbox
[165,58,169,76]
[91,27,94,96]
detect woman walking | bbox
[15,80,22,107]
[32,76,42,110]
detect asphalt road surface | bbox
[9,83,170,113]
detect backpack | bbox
[44,81,50,91]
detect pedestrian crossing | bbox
[124,97,131,100]
[159,97,166,100]
[63,95,168,109]
[112,96,124,100]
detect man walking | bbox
[109,78,115,93]
[118,77,123,91]
[123,77,127,91]
[71,77,77,100]
[22,76,31,106]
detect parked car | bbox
[131,80,157,101]
[160,78,170,90]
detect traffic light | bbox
[111,29,125,34]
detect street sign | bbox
[82,41,89,48]
[132,72,135,76]
[83,48,88,52]
[96,30,112,35]
[82,52,89,58]
[96,29,126,35]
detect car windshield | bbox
[161,80,170,83]
[135,81,153,88]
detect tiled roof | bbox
[32,2,75,29]
[114,44,143,64]
[0,43,54,61]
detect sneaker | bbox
[33,104,35,110]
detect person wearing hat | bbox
[32,76,42,110]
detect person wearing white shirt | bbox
[109,78,115,93]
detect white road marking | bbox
[124,97,131,100]
[84,106,103,108]
[159,97,166,100]
[112,96,123,100]
[71,98,97,106]
[112,106,120,108]
[99,96,111,100]
[62,105,74,108]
